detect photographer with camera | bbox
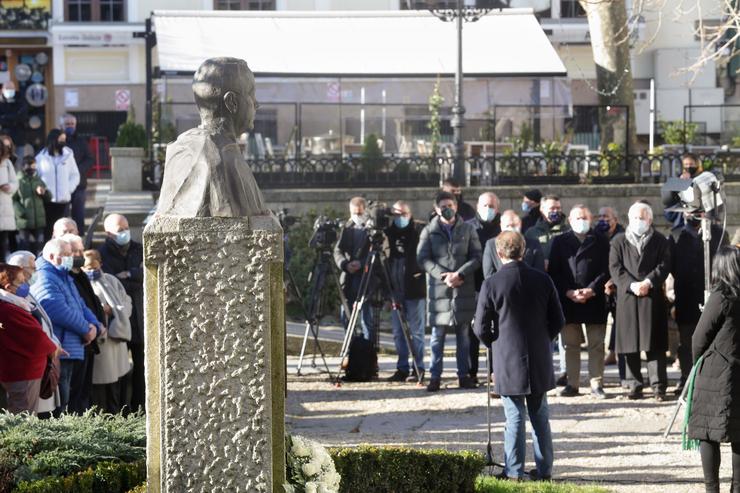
[669,212,728,394]
[334,197,374,343]
[418,191,482,392]
[384,201,426,383]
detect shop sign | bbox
[53,31,134,46]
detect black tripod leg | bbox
[485,346,504,471]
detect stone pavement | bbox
[286,351,725,493]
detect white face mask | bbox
[2,90,15,100]
[501,225,521,233]
[477,206,497,222]
[350,214,365,227]
[570,218,590,235]
[629,219,650,236]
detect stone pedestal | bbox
[143,215,285,493]
[110,147,144,192]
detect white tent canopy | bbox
[152,9,566,78]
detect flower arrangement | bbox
[284,435,341,493]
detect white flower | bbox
[291,437,311,457]
[305,482,318,493]
[302,461,320,477]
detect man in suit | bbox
[548,205,611,398]
[609,202,672,400]
[474,231,565,481]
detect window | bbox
[560,0,586,18]
[214,0,275,9]
[65,0,125,22]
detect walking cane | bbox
[485,346,505,472]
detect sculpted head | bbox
[192,57,257,134]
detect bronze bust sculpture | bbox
[157,57,267,217]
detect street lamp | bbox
[429,0,492,185]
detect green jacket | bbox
[13,174,51,230]
[524,216,570,261]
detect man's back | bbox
[475,261,564,395]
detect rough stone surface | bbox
[110,147,145,193]
[144,215,285,493]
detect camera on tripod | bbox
[310,216,343,249]
[661,170,724,216]
[364,201,393,243]
[277,208,298,229]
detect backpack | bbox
[343,336,377,382]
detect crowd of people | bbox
[0,213,144,417]
[333,165,740,486]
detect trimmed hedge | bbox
[11,460,145,493]
[330,446,485,493]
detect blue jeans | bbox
[56,359,84,415]
[430,323,470,379]
[501,393,553,479]
[390,298,425,373]
[340,298,375,344]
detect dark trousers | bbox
[92,378,126,414]
[44,202,69,241]
[68,348,94,414]
[70,187,86,234]
[129,343,146,413]
[624,350,667,393]
[608,311,626,381]
[699,440,740,493]
[468,325,481,378]
[0,230,13,261]
[17,228,45,255]
[677,323,696,384]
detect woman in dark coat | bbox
[688,246,740,493]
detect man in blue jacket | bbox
[31,238,102,415]
[474,231,565,481]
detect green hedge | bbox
[330,446,485,493]
[11,460,145,493]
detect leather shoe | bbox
[426,378,441,392]
[591,386,607,399]
[458,376,477,389]
[556,373,568,386]
[559,384,579,397]
[654,391,668,402]
[528,469,552,481]
[494,472,522,482]
[627,386,644,400]
[386,370,409,382]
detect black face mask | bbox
[55,142,65,153]
[686,166,698,176]
[72,256,85,269]
[24,168,35,176]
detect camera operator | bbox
[384,201,426,382]
[333,197,374,343]
[417,191,481,392]
[669,212,728,394]
[664,153,703,231]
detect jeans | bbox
[71,187,87,234]
[56,359,85,415]
[501,393,553,479]
[429,323,470,379]
[390,298,425,373]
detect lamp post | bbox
[429,0,492,184]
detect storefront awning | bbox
[152,9,566,78]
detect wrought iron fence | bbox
[201,152,740,190]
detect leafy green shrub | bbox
[659,120,698,146]
[475,476,610,492]
[0,412,145,490]
[12,460,145,493]
[330,446,485,493]
[125,484,146,493]
[361,134,384,173]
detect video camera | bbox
[661,170,724,216]
[310,216,343,250]
[277,208,299,230]
[365,201,393,232]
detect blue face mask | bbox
[478,206,497,223]
[595,220,610,234]
[114,230,131,246]
[548,211,563,225]
[64,127,75,136]
[521,202,531,213]
[15,283,30,298]
[394,216,410,229]
[85,269,102,281]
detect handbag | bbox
[39,355,60,400]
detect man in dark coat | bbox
[598,206,626,378]
[483,210,545,277]
[333,197,374,343]
[384,200,426,382]
[417,191,481,392]
[520,189,542,235]
[466,192,500,383]
[61,114,95,233]
[609,202,672,400]
[548,205,610,398]
[474,231,565,481]
[669,213,727,393]
[98,213,144,412]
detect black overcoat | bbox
[98,238,144,344]
[608,232,671,353]
[548,230,610,324]
[482,236,545,277]
[473,261,565,396]
[688,292,740,443]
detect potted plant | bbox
[110,109,147,193]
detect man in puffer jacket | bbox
[417,191,482,392]
[31,238,102,415]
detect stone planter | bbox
[110,147,145,192]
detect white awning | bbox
[152,10,566,78]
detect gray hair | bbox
[59,113,76,126]
[7,250,36,268]
[43,239,68,260]
[59,233,83,248]
[53,217,78,238]
[628,202,653,221]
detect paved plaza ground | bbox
[285,322,730,493]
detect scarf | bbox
[0,289,31,312]
[681,353,706,451]
[625,227,654,256]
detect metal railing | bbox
[244,152,740,189]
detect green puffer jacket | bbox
[13,174,51,230]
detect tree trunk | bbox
[579,0,638,165]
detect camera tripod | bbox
[286,247,351,378]
[335,232,423,386]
